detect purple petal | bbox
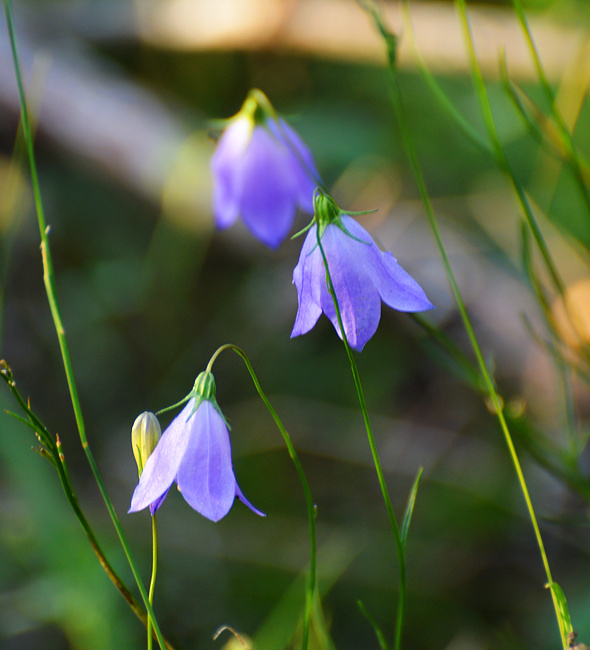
[149,487,170,516]
[373,250,434,311]
[176,400,237,522]
[211,117,252,229]
[317,223,382,351]
[235,483,266,517]
[129,399,195,513]
[237,126,301,249]
[291,225,324,338]
[272,119,319,214]
[340,216,433,312]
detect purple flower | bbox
[291,193,433,352]
[129,373,264,522]
[211,89,318,249]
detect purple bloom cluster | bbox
[129,373,264,522]
[130,90,434,524]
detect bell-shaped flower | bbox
[291,190,434,352]
[211,88,319,249]
[129,372,264,522]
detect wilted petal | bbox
[176,400,237,522]
[129,399,195,513]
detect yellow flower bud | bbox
[131,412,161,477]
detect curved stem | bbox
[208,344,316,650]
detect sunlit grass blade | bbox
[547,582,574,644]
[510,0,590,214]
[398,0,491,156]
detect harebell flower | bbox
[292,189,433,351]
[211,89,319,249]
[129,372,264,522]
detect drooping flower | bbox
[129,372,264,522]
[211,88,319,249]
[291,190,434,352]
[131,411,166,515]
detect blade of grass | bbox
[363,2,568,647]
[2,2,168,647]
[511,0,590,215]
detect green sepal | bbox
[189,371,230,429]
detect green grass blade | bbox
[400,467,423,550]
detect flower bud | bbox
[131,411,161,476]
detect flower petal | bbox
[340,215,433,312]
[129,399,195,513]
[291,225,324,338]
[237,126,301,248]
[374,250,434,312]
[176,400,237,522]
[148,488,170,516]
[235,483,266,517]
[211,117,253,229]
[271,119,318,214]
[318,222,381,351]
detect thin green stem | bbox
[373,0,564,644]
[3,2,167,646]
[208,344,316,650]
[452,0,564,296]
[399,0,491,157]
[314,228,405,650]
[148,515,158,650]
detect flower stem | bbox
[148,515,159,650]
[208,344,316,650]
[366,2,564,645]
[3,2,167,646]
[314,230,402,650]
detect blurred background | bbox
[1,0,590,648]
